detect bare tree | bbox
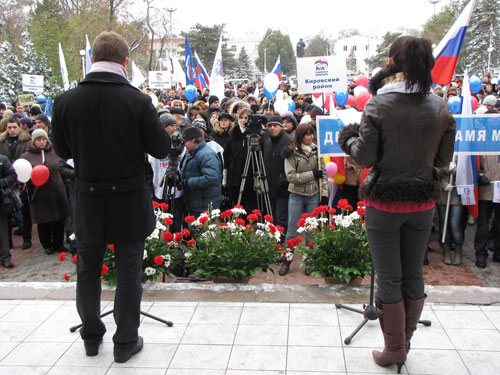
[144,0,171,71]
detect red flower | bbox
[152,201,161,209]
[199,216,209,224]
[268,224,276,234]
[164,217,173,225]
[359,220,366,228]
[327,224,336,229]
[187,239,196,248]
[357,207,366,217]
[221,209,233,218]
[184,216,195,224]
[338,199,349,208]
[153,256,164,266]
[247,213,258,222]
[297,218,306,227]
[276,225,285,233]
[101,264,109,276]
[309,208,319,217]
[59,252,67,261]
[357,201,365,207]
[275,244,283,250]
[72,254,78,264]
[160,203,169,211]
[264,215,273,223]
[109,244,115,252]
[233,205,244,209]
[328,208,336,215]
[318,205,329,213]
[63,273,70,281]
[174,232,184,243]
[346,204,353,212]
[286,237,302,249]
[201,211,209,216]
[219,222,227,227]
[235,218,245,226]
[252,209,262,217]
[183,228,191,238]
[244,224,253,231]
[308,241,314,249]
[300,213,309,219]
[163,231,174,242]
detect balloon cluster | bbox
[12,159,50,187]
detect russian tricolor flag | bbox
[271,55,281,81]
[431,0,475,85]
[194,52,210,90]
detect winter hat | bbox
[159,113,176,127]
[267,115,283,127]
[36,114,51,127]
[13,113,23,119]
[0,103,6,110]
[170,107,185,116]
[281,111,298,128]
[157,107,170,116]
[32,128,48,142]
[209,95,219,105]
[183,126,203,140]
[310,107,324,118]
[3,109,13,119]
[192,117,207,131]
[261,102,274,111]
[483,95,497,106]
[218,112,234,121]
[19,117,33,128]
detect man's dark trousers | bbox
[77,240,145,348]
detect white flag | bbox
[209,35,225,102]
[171,52,186,88]
[131,60,145,88]
[58,43,69,91]
[85,35,92,76]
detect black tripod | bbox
[335,263,431,344]
[238,133,272,215]
[69,309,173,332]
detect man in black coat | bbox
[52,31,171,363]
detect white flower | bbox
[69,233,76,241]
[232,207,247,216]
[208,224,217,230]
[349,211,360,221]
[340,218,352,228]
[155,221,166,231]
[302,253,308,260]
[297,227,305,234]
[143,250,147,259]
[274,232,281,242]
[184,251,192,259]
[144,267,156,276]
[285,251,294,261]
[211,209,221,217]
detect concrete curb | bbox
[1,282,500,305]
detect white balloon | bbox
[353,86,368,97]
[149,93,159,107]
[276,89,284,101]
[274,100,288,115]
[263,73,279,93]
[13,158,32,183]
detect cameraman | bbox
[178,127,222,217]
[147,113,185,232]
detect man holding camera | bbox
[52,31,171,363]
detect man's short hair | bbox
[92,31,130,64]
[6,117,19,125]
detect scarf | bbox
[88,61,128,80]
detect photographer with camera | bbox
[178,127,222,218]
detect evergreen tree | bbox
[0,40,22,102]
[463,0,500,74]
[255,29,296,76]
[305,34,331,57]
[346,49,358,73]
[364,31,402,69]
[18,32,62,97]
[235,47,254,80]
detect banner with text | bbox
[296,56,347,95]
[21,74,44,94]
[148,71,171,89]
[317,114,500,157]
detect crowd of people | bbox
[1,62,500,275]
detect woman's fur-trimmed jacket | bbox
[338,87,456,203]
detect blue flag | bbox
[184,35,197,86]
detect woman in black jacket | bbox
[339,36,455,373]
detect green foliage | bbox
[364,31,402,70]
[181,208,282,281]
[298,203,371,283]
[235,47,254,80]
[346,49,358,73]
[255,29,296,76]
[305,34,331,57]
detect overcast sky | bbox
[133,0,451,44]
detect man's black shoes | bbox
[1,259,14,268]
[114,336,143,363]
[475,257,487,269]
[84,337,103,356]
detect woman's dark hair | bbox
[369,36,434,96]
[289,123,314,150]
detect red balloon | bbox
[355,92,371,111]
[346,95,356,106]
[31,165,50,187]
[471,96,479,112]
[324,92,335,112]
[355,75,368,88]
[312,92,322,99]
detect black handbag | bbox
[0,188,22,214]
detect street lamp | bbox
[79,49,86,79]
[428,0,441,16]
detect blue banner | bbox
[184,35,197,86]
[317,114,500,157]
